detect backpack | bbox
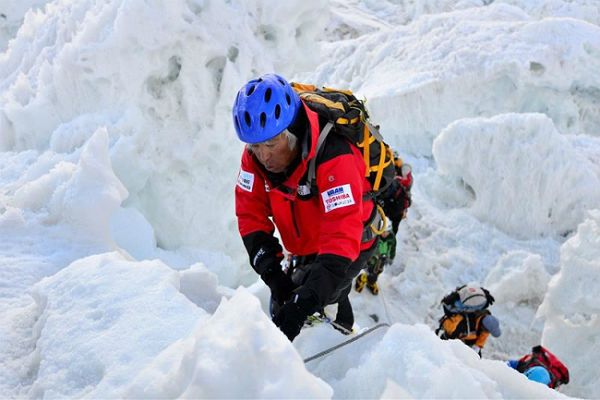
[516,345,569,389]
[436,284,496,346]
[437,309,491,346]
[290,83,397,197]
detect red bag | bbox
[517,345,569,389]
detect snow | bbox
[29,252,206,398]
[1,0,599,398]
[312,3,600,157]
[433,112,600,238]
[125,289,332,399]
[539,210,600,398]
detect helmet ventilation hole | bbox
[275,104,281,119]
[244,111,252,127]
[285,94,291,105]
[260,112,267,127]
[264,88,272,102]
[246,85,256,96]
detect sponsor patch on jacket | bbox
[321,184,355,213]
[237,169,254,192]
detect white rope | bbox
[379,283,394,325]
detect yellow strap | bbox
[322,86,354,96]
[298,93,346,111]
[357,129,376,147]
[290,82,317,93]
[336,116,360,125]
[362,124,370,176]
[292,83,355,114]
[370,204,388,235]
[367,160,392,173]
[394,151,403,169]
[372,141,387,191]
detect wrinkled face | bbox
[249,131,297,173]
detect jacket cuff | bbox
[242,231,283,276]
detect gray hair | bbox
[282,129,298,150]
[247,129,298,152]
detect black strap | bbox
[307,121,335,187]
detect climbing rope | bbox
[379,283,394,325]
[303,322,391,363]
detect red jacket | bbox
[235,104,375,262]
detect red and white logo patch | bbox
[321,184,355,213]
[237,169,254,192]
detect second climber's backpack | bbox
[437,309,491,345]
[516,345,570,389]
[435,284,496,345]
[290,82,397,196]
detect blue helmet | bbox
[232,73,302,144]
[524,366,551,385]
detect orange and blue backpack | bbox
[436,284,497,349]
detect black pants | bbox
[331,244,376,325]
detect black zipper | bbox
[290,201,301,238]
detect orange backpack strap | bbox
[440,314,472,340]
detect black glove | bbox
[262,268,295,306]
[290,262,312,286]
[272,294,316,341]
[294,255,348,307]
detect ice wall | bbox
[312,3,600,157]
[326,0,583,40]
[0,0,328,256]
[0,0,50,52]
[432,113,600,238]
[28,252,206,398]
[538,210,600,398]
[125,289,332,399]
